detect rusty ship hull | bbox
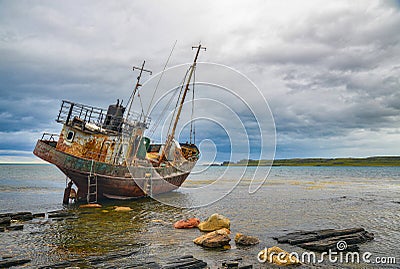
[33,49,205,203]
[34,139,192,200]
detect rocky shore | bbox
[1,208,376,268]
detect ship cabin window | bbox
[66,130,75,142]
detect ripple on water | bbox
[0,166,399,267]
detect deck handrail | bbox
[41,133,59,141]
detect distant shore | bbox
[2,156,400,167]
[221,156,400,167]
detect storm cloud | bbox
[0,0,399,162]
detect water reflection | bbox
[0,166,399,268]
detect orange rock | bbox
[174,218,200,229]
[193,228,231,248]
[235,233,260,246]
[79,203,102,208]
[198,213,230,232]
[114,206,132,212]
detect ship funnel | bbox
[103,100,126,132]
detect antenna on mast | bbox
[125,61,152,122]
[158,44,206,163]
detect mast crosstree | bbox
[126,61,152,122]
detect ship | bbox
[33,45,205,203]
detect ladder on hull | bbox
[87,174,98,203]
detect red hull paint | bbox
[33,140,191,200]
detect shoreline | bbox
[221,156,400,167]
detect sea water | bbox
[0,164,399,268]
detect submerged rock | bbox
[234,233,260,246]
[221,259,253,269]
[6,225,24,231]
[193,228,231,248]
[11,212,33,221]
[198,213,230,232]
[174,218,200,229]
[79,203,102,208]
[0,258,31,268]
[33,213,45,218]
[258,246,301,266]
[163,255,207,269]
[273,227,374,252]
[48,210,75,218]
[114,206,132,212]
[0,216,11,225]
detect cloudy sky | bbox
[1,0,400,163]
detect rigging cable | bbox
[148,68,190,139]
[145,40,177,119]
[190,66,196,144]
[137,91,146,122]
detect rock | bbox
[234,233,260,246]
[258,246,301,266]
[174,218,200,229]
[273,227,374,252]
[10,212,33,221]
[298,231,373,252]
[0,216,11,225]
[7,225,24,231]
[197,213,230,232]
[193,228,231,248]
[0,258,31,268]
[79,203,102,208]
[163,255,207,269]
[48,210,75,218]
[221,259,253,269]
[33,213,45,218]
[114,206,132,212]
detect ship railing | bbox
[56,100,151,133]
[56,100,107,127]
[41,133,59,142]
[122,110,151,132]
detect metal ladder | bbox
[144,172,152,196]
[87,160,98,203]
[87,174,98,203]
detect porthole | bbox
[66,130,75,142]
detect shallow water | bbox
[0,164,399,268]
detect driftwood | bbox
[273,227,374,252]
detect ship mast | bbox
[125,61,152,122]
[159,44,206,163]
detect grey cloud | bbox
[1,0,400,161]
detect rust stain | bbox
[55,124,117,163]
